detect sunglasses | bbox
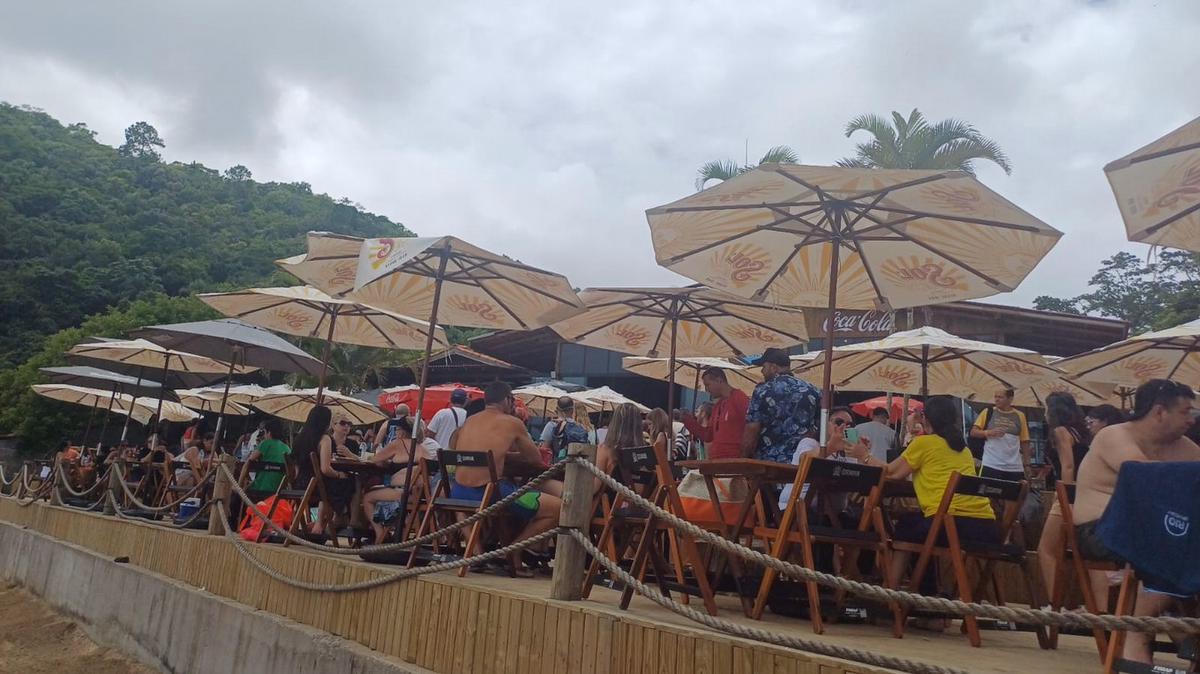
[336,420,352,427]
[831,418,849,427]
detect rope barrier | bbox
[113,464,215,513]
[55,463,111,498]
[568,529,965,674]
[218,459,569,557]
[108,492,213,529]
[0,464,22,488]
[216,501,559,592]
[575,459,1200,636]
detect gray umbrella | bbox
[39,366,168,446]
[130,319,324,444]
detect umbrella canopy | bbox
[131,319,324,376]
[1053,318,1200,390]
[39,366,165,398]
[797,326,1062,398]
[279,232,586,331]
[1011,377,1115,409]
[66,338,255,376]
[622,356,760,396]
[570,386,650,413]
[33,384,197,425]
[647,164,1061,416]
[549,286,807,358]
[850,396,923,423]
[252,387,386,426]
[174,388,252,416]
[1104,115,1200,252]
[198,285,448,351]
[513,383,599,415]
[376,384,530,421]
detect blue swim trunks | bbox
[449,479,540,522]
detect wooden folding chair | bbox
[302,453,346,547]
[581,439,719,616]
[893,472,1049,648]
[751,455,903,635]
[408,450,516,577]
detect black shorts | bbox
[980,466,1025,483]
[1075,520,1125,564]
[893,512,1001,546]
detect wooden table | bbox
[677,458,798,615]
[332,460,396,529]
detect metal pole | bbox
[549,443,597,600]
[819,210,842,447]
[315,306,340,404]
[397,244,451,522]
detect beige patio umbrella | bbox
[796,326,1062,399]
[67,338,255,439]
[33,384,198,426]
[1010,377,1115,409]
[513,383,599,419]
[1105,115,1200,252]
[622,356,761,397]
[251,387,387,426]
[198,285,447,401]
[549,286,806,412]
[648,164,1062,422]
[1053,318,1200,392]
[570,386,650,414]
[174,388,252,416]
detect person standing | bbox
[539,396,588,460]
[854,407,895,462]
[426,388,468,449]
[742,348,821,463]
[970,388,1031,481]
[680,368,749,460]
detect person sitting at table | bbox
[595,403,643,494]
[246,419,292,494]
[313,413,360,536]
[174,432,216,488]
[449,382,562,576]
[646,408,673,455]
[847,395,997,611]
[361,415,420,544]
[776,406,870,513]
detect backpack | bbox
[967,407,994,460]
[551,420,590,460]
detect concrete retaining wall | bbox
[0,522,431,674]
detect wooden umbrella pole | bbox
[81,398,99,448]
[920,344,930,398]
[315,307,340,405]
[397,245,451,523]
[119,368,145,442]
[211,347,240,451]
[819,218,842,447]
[96,388,118,451]
[692,365,701,409]
[666,312,679,420]
[153,356,169,424]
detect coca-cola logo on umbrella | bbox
[820,310,895,336]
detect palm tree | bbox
[694,145,800,191]
[837,109,1011,175]
[286,342,417,392]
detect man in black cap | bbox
[742,347,821,463]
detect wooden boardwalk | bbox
[0,497,1156,674]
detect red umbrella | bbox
[850,396,923,424]
[378,383,527,421]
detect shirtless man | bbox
[1074,379,1200,664]
[450,382,562,566]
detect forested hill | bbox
[0,102,413,368]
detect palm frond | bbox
[695,159,742,191]
[758,145,800,165]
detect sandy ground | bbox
[0,584,154,674]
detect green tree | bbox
[837,109,1012,176]
[118,121,165,160]
[224,164,252,181]
[694,145,800,191]
[286,343,417,393]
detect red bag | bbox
[238,496,295,542]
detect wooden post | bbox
[104,460,122,515]
[209,455,236,535]
[550,442,597,601]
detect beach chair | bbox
[1048,481,1122,658]
[751,455,902,635]
[580,439,719,616]
[892,472,1049,648]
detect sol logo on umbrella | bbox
[330,261,357,290]
[448,296,502,324]
[867,365,913,389]
[693,183,775,205]
[710,244,771,287]
[608,323,651,349]
[1145,156,1200,216]
[728,325,780,344]
[984,358,1038,376]
[367,239,395,270]
[1117,356,1165,381]
[923,185,982,214]
[275,308,313,330]
[880,258,969,291]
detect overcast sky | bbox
[2,1,1198,308]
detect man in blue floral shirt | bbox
[742,347,821,463]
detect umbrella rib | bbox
[958,352,1019,390]
[705,307,808,342]
[833,353,889,388]
[649,315,671,357]
[662,211,832,263]
[842,172,952,202]
[1127,140,1200,165]
[767,166,831,200]
[1139,200,1200,238]
[844,232,890,310]
[866,204,1048,233]
[1061,341,1158,380]
[661,200,827,214]
[690,312,749,357]
[884,226,1008,289]
[751,221,825,300]
[450,256,531,330]
[1163,342,1193,381]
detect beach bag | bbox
[677,471,748,526]
[551,420,590,460]
[238,495,295,542]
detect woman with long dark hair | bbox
[292,405,332,487]
[1037,391,1091,600]
[849,396,997,609]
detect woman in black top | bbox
[1036,391,1091,600]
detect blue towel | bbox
[1096,461,1200,596]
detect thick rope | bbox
[55,463,111,498]
[216,501,558,592]
[108,492,214,529]
[569,529,964,674]
[576,458,1200,636]
[114,464,215,513]
[218,459,569,556]
[0,464,22,488]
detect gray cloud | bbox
[2,0,1198,306]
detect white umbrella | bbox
[33,384,198,426]
[513,383,599,418]
[1104,115,1200,252]
[1053,318,1200,391]
[622,356,760,397]
[174,388,252,416]
[570,386,650,413]
[252,387,387,426]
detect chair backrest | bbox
[436,450,499,486]
[803,457,884,496]
[615,445,658,487]
[935,471,1026,542]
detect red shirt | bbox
[682,389,749,460]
